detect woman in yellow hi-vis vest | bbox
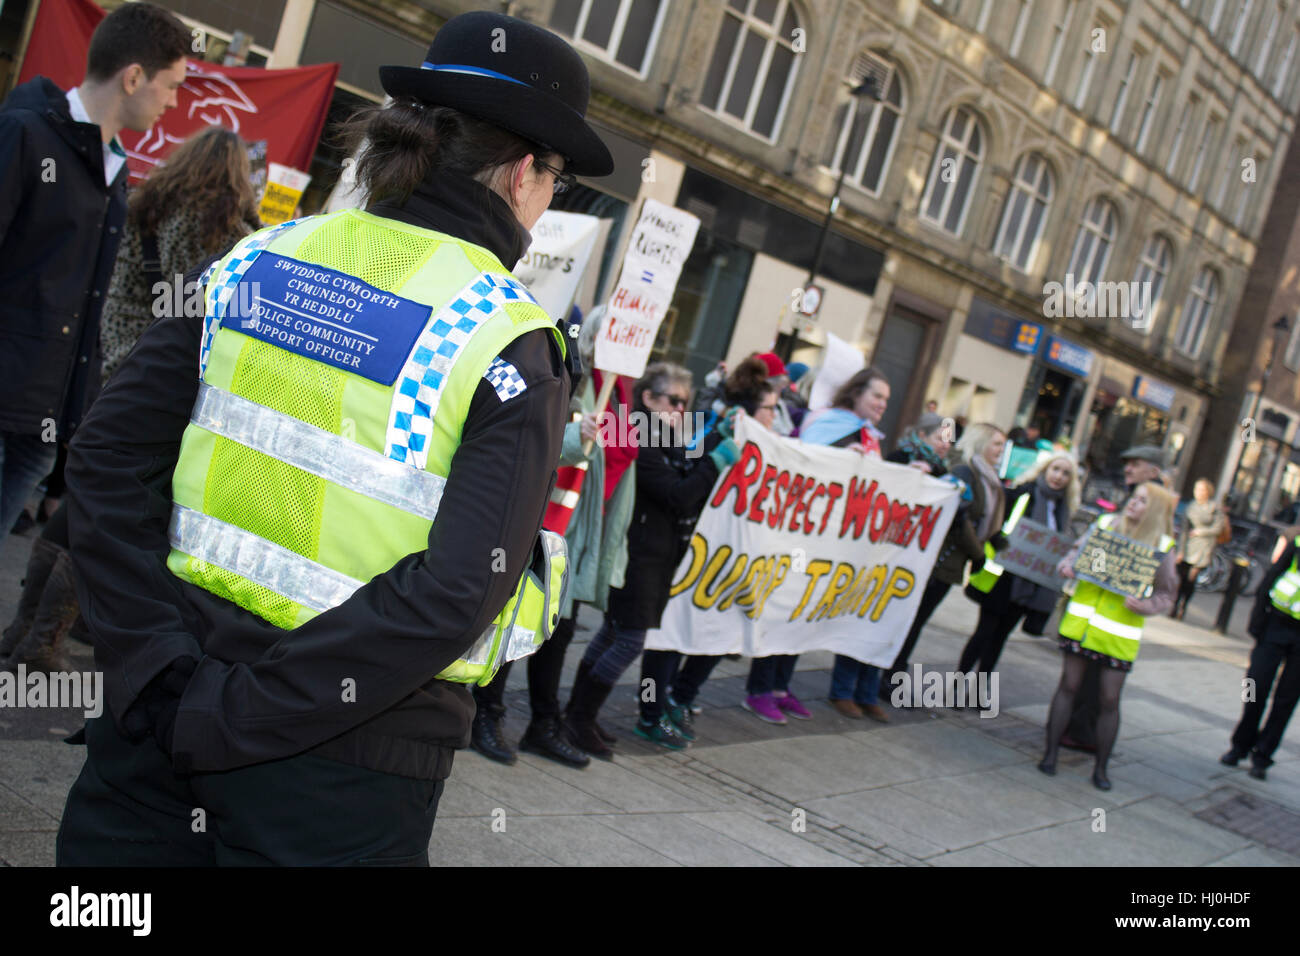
[1039,481,1179,790]
[56,12,612,866]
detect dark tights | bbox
[1043,653,1127,777]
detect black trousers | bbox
[890,578,951,672]
[639,649,722,721]
[1230,628,1300,767]
[57,715,444,866]
[959,603,1026,675]
[473,614,577,721]
[1173,561,1199,615]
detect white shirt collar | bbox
[65,86,128,186]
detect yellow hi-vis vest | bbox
[967,490,1031,594]
[1058,513,1174,663]
[1268,536,1300,618]
[165,209,567,686]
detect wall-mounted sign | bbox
[964,298,1042,355]
[1042,335,1095,378]
[1132,376,1176,412]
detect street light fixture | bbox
[1229,313,1292,517]
[776,74,882,362]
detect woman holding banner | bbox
[800,368,894,720]
[1041,482,1178,790]
[958,453,1080,689]
[566,362,734,752]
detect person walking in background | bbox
[1041,482,1178,790]
[960,453,1080,689]
[0,125,262,674]
[1222,529,1300,780]
[565,362,730,753]
[1171,479,1227,620]
[801,368,893,720]
[0,2,189,543]
[888,423,1007,685]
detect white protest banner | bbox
[646,416,960,666]
[513,210,601,320]
[593,198,700,379]
[808,331,865,414]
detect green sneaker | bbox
[634,715,690,751]
[665,696,697,741]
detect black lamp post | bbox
[776,75,881,362]
[1229,314,1292,516]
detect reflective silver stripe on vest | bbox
[191,383,446,521]
[169,505,364,614]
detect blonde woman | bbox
[960,452,1081,685]
[1172,478,1227,620]
[1042,481,1179,790]
[888,423,1007,683]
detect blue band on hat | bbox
[420,62,529,86]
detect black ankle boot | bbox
[564,670,615,759]
[573,659,616,744]
[1092,767,1112,791]
[471,709,516,765]
[521,716,590,768]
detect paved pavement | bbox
[1,526,1296,867]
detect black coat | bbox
[609,420,721,629]
[66,168,567,780]
[0,78,127,437]
[966,481,1070,621]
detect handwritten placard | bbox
[1073,526,1161,599]
[997,518,1073,591]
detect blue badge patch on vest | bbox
[232,253,431,386]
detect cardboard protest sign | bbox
[259,163,311,225]
[513,211,601,321]
[1072,525,1162,598]
[996,518,1073,591]
[593,199,699,379]
[645,415,960,666]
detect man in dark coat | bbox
[0,2,189,538]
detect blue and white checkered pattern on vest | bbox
[199,217,305,378]
[385,272,537,471]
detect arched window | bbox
[549,0,669,76]
[701,0,801,140]
[919,106,984,235]
[823,51,903,195]
[1130,235,1173,333]
[1175,267,1219,357]
[1066,197,1117,287]
[992,152,1053,271]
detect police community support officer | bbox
[56,11,613,866]
[1223,531,1300,780]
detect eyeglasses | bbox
[534,158,576,195]
[758,403,779,412]
[653,391,689,409]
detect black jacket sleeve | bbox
[635,442,721,520]
[67,277,568,771]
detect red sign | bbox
[17,0,339,182]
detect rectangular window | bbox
[1256,3,1282,76]
[1165,94,1200,176]
[1209,0,1228,33]
[1074,31,1099,109]
[1283,312,1300,371]
[976,0,994,32]
[1044,0,1075,87]
[1189,115,1221,192]
[1135,72,1165,153]
[549,0,666,75]
[1110,52,1140,135]
[1214,136,1245,207]
[1009,0,1033,57]
[1275,29,1298,98]
[1234,149,1258,224]
[1230,0,1255,55]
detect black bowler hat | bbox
[379,11,613,177]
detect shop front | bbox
[1013,333,1096,446]
[1226,404,1296,519]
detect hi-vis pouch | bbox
[443,529,568,686]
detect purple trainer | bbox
[774,692,813,719]
[742,693,787,725]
